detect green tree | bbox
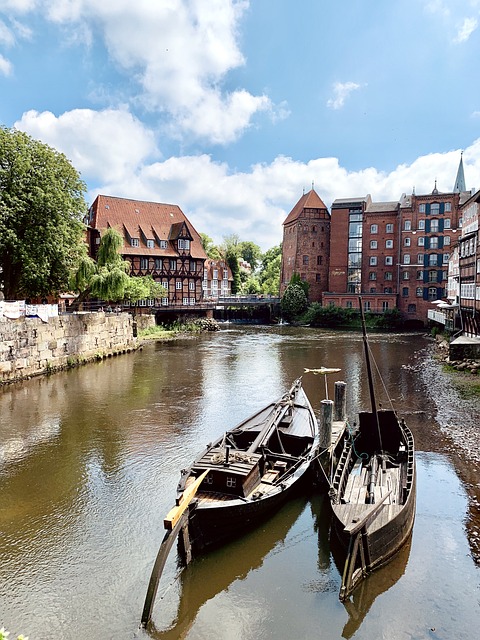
[72,228,166,305]
[289,272,309,299]
[259,244,282,295]
[0,127,88,299]
[238,240,262,271]
[225,246,241,294]
[200,232,222,259]
[281,283,308,321]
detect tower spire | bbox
[454,151,466,192]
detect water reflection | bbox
[1,327,479,640]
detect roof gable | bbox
[283,189,329,225]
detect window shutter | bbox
[423,254,428,267]
[440,202,445,214]
[423,288,428,300]
[424,237,430,249]
[423,271,428,283]
[425,219,431,233]
[426,203,430,215]
[438,236,444,249]
[437,271,443,283]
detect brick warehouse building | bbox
[280,188,331,300]
[281,156,475,325]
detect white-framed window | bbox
[370,224,378,234]
[404,220,411,231]
[429,270,437,282]
[369,272,377,280]
[155,258,162,270]
[445,202,451,212]
[429,254,438,266]
[385,271,393,280]
[386,223,394,233]
[140,258,148,269]
[403,254,411,264]
[428,287,438,301]
[146,239,155,249]
[417,254,424,264]
[162,280,168,289]
[370,256,377,266]
[416,287,423,297]
[418,219,425,229]
[176,281,182,290]
[404,237,411,246]
[443,253,450,263]
[430,236,439,249]
[444,218,451,229]
[386,239,394,249]
[213,269,218,279]
[189,297,195,305]
[431,203,440,215]
[202,280,207,291]
[385,256,393,265]
[178,239,190,250]
[159,240,167,249]
[364,301,371,311]
[190,260,196,272]
[370,240,378,249]
[182,297,189,305]
[138,299,147,306]
[169,259,177,270]
[418,237,425,246]
[430,219,439,232]
[382,301,389,311]
[161,298,169,306]
[403,271,410,280]
[419,204,426,213]
[131,238,139,247]
[223,269,229,279]
[417,270,423,280]
[189,281,195,290]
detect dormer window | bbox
[146,239,155,249]
[131,238,139,247]
[159,240,167,249]
[178,239,190,250]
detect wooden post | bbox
[320,399,333,449]
[334,381,347,422]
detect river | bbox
[1,325,479,639]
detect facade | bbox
[86,195,208,308]
[456,189,480,336]
[280,189,331,299]
[202,258,233,299]
[283,157,475,325]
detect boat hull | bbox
[182,457,314,558]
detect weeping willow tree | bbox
[71,228,165,307]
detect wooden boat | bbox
[329,300,416,601]
[169,378,319,561]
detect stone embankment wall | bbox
[0,312,153,384]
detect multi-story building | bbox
[284,156,474,325]
[280,188,331,299]
[202,258,233,299]
[86,195,208,308]
[456,189,480,336]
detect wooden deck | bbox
[336,461,403,534]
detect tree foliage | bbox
[281,283,308,321]
[71,228,166,304]
[238,240,262,270]
[0,126,88,299]
[200,232,222,259]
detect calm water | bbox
[1,326,479,639]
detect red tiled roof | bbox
[89,195,207,260]
[283,189,328,225]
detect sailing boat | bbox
[329,298,416,601]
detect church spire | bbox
[454,152,466,192]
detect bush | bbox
[281,284,308,321]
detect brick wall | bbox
[0,312,139,384]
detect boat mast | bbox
[358,297,383,452]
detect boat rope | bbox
[346,421,369,462]
[210,450,253,464]
[368,345,397,414]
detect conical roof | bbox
[454,153,466,193]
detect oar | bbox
[141,470,208,628]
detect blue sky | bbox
[1,0,480,250]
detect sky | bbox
[1,0,480,251]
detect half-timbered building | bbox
[86,195,208,308]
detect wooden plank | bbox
[164,470,208,530]
[343,490,392,535]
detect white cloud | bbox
[0,52,12,75]
[14,107,158,183]
[9,0,274,145]
[326,81,362,110]
[454,16,478,42]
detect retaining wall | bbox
[0,312,147,384]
